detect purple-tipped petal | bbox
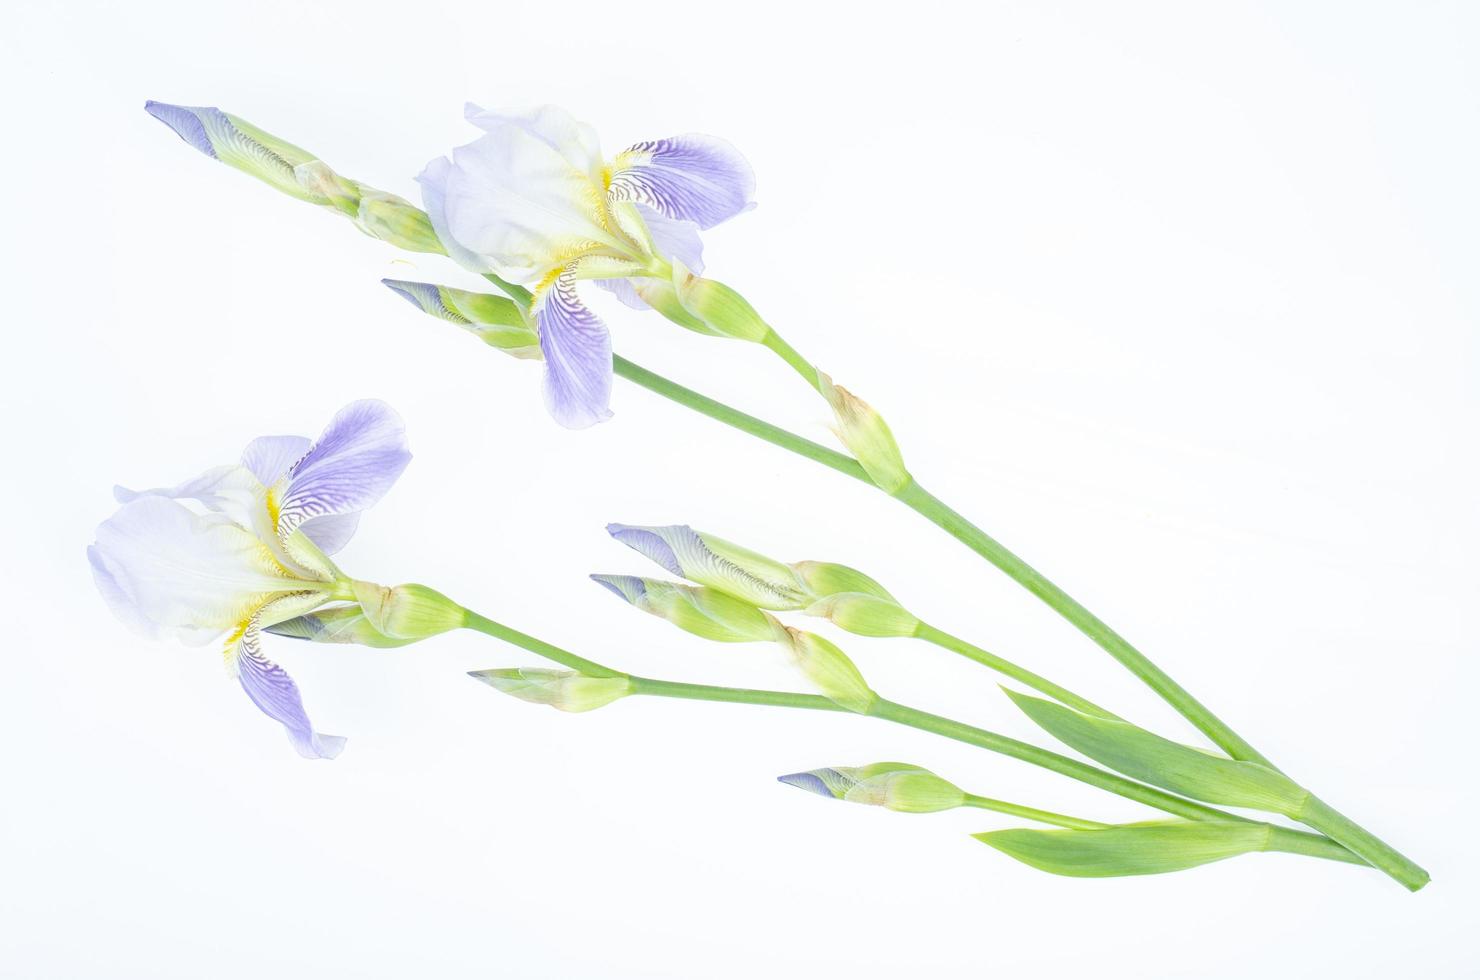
[533,271,612,429]
[276,400,411,543]
[590,573,648,604]
[144,101,218,158]
[778,770,840,799]
[231,617,345,759]
[604,523,686,576]
[382,279,467,323]
[609,135,756,230]
[240,435,311,487]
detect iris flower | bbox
[87,401,411,758]
[419,105,756,428]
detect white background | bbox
[3,2,1476,977]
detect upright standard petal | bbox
[91,496,297,642]
[533,271,613,428]
[113,464,265,527]
[609,135,756,230]
[275,400,411,543]
[227,612,346,759]
[439,127,620,283]
[240,435,311,487]
[417,156,496,274]
[463,104,604,179]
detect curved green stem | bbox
[760,329,822,392]
[914,621,1120,720]
[460,609,1358,868]
[961,794,1109,831]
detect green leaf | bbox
[975,820,1272,878]
[1003,689,1308,815]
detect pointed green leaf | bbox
[975,820,1272,877]
[1004,689,1308,815]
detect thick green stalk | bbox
[461,610,1358,869]
[961,794,1109,831]
[895,480,1272,765]
[913,621,1120,720]
[1296,796,1430,892]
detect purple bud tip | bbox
[605,523,684,577]
[144,100,217,158]
[777,771,835,799]
[590,574,647,603]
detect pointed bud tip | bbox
[144,100,216,158]
[777,770,836,798]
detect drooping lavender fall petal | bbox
[533,271,613,429]
[230,613,345,759]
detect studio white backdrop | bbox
[3,2,1476,977]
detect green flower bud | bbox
[294,161,443,254]
[264,604,415,648]
[788,561,895,601]
[818,373,911,495]
[144,102,448,254]
[606,524,810,610]
[383,279,541,357]
[351,582,466,640]
[592,575,784,643]
[805,592,921,638]
[778,762,966,813]
[670,261,771,343]
[469,667,633,712]
[782,628,877,713]
[354,189,444,253]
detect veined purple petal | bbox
[230,615,345,759]
[534,271,613,429]
[609,135,756,230]
[277,400,411,543]
[241,435,311,487]
[605,523,686,576]
[144,101,218,158]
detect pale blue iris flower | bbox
[88,401,410,758]
[419,105,756,428]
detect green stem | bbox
[461,609,1357,868]
[895,480,1272,767]
[1296,795,1430,892]
[760,329,823,392]
[961,794,1109,831]
[463,611,619,678]
[612,355,866,480]
[616,348,1269,762]
[914,621,1120,720]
